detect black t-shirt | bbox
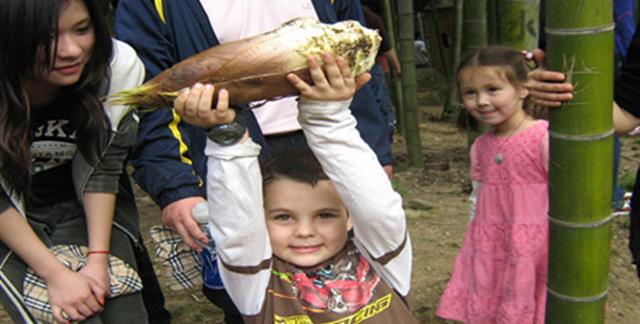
[615,22,640,117]
[28,98,78,207]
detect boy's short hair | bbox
[261,149,329,188]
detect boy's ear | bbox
[346,210,353,231]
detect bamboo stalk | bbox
[382,0,405,134]
[396,0,424,168]
[441,0,464,121]
[545,1,614,322]
[496,0,540,51]
[462,0,488,148]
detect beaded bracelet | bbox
[87,250,110,256]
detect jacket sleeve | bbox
[85,40,144,193]
[85,111,138,193]
[615,22,640,117]
[114,0,206,207]
[333,0,395,166]
[0,190,12,215]
[298,99,411,296]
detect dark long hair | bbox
[0,0,113,198]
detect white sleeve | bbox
[298,99,412,296]
[468,180,480,221]
[105,39,146,129]
[204,139,271,315]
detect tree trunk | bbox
[487,0,499,44]
[396,0,424,167]
[545,1,614,322]
[462,0,488,148]
[441,0,464,121]
[382,0,405,134]
[496,0,540,51]
[428,0,450,80]
[462,0,488,56]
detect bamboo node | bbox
[547,286,608,303]
[549,129,614,142]
[545,24,615,36]
[548,213,614,229]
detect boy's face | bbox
[264,178,352,268]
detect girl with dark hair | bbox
[0,0,148,322]
[436,46,549,323]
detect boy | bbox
[174,53,417,323]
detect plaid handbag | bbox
[22,244,143,324]
[149,225,203,290]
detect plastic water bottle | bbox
[191,202,224,289]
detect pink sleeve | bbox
[470,142,481,181]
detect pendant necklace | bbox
[494,115,529,165]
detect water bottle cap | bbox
[192,202,210,224]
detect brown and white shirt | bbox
[204,99,416,323]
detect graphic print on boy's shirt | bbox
[29,102,77,206]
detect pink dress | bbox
[436,120,549,324]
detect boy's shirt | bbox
[252,242,416,323]
[205,99,416,323]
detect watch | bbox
[206,107,247,146]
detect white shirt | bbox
[199,0,318,135]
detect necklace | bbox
[493,115,530,164]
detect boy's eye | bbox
[273,214,292,222]
[488,86,501,92]
[317,212,336,219]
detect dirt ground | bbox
[1,105,639,323]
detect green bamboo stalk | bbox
[487,0,499,44]
[396,0,424,168]
[496,0,540,51]
[382,0,405,134]
[441,0,464,121]
[462,0,488,148]
[462,0,488,56]
[428,0,450,79]
[545,1,614,323]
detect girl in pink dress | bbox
[436,46,549,324]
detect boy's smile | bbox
[264,178,352,268]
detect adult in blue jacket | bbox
[114,0,393,321]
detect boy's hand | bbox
[286,52,371,102]
[173,83,235,128]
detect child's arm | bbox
[287,54,412,296]
[468,143,482,221]
[174,87,271,316]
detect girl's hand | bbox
[287,52,371,102]
[79,254,111,300]
[173,83,235,128]
[46,268,104,323]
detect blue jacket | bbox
[114,0,393,208]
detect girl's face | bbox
[264,178,352,268]
[37,0,95,87]
[458,66,529,134]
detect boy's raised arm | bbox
[289,53,412,295]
